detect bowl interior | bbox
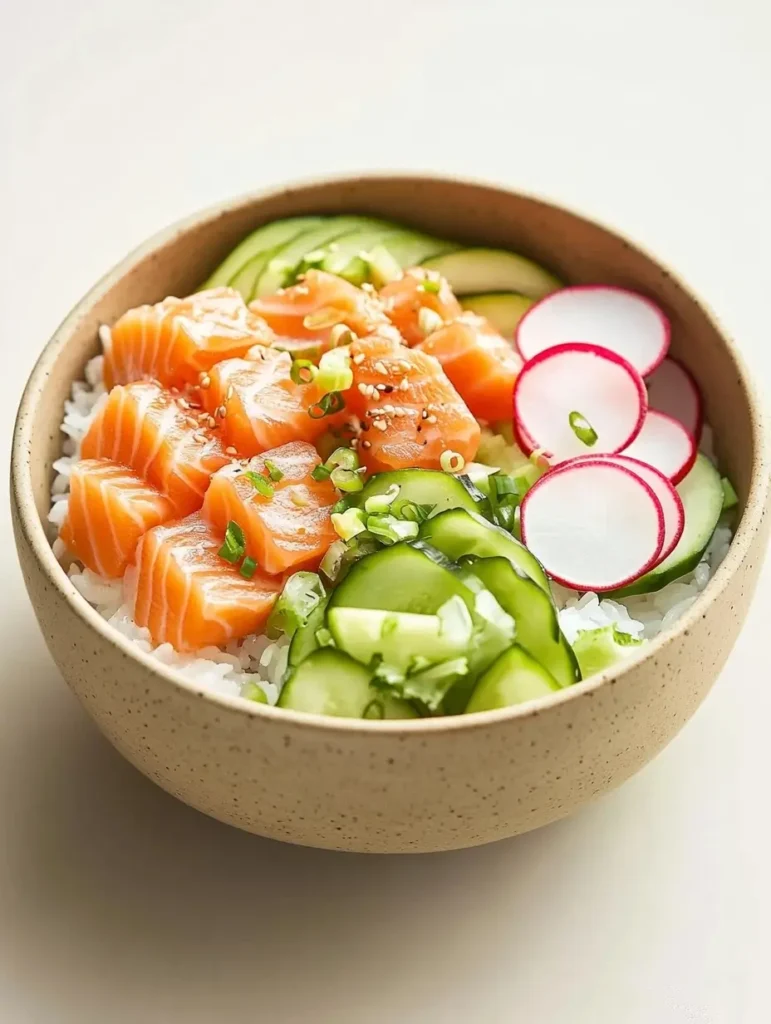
[20,174,760,581]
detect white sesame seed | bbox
[374,361,388,375]
[353,352,366,365]
[372,419,388,431]
[381,404,395,414]
[399,378,410,391]
[225,446,238,456]
[427,414,438,424]
[199,374,211,389]
[357,383,369,395]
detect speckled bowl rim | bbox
[12,171,771,735]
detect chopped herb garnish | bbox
[419,278,441,295]
[218,520,245,564]
[290,359,317,385]
[264,459,284,481]
[311,464,332,481]
[493,475,520,498]
[330,466,364,493]
[568,410,598,447]
[332,495,357,515]
[326,446,358,472]
[244,471,274,498]
[240,556,258,579]
[308,391,346,419]
[391,498,434,523]
[266,571,326,639]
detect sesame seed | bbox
[350,438,359,449]
[427,414,438,424]
[226,386,234,400]
[217,405,227,418]
[186,416,199,429]
[361,439,372,449]
[357,383,369,395]
[199,373,211,388]
[225,446,238,456]
[178,397,189,409]
[400,378,410,391]
[193,432,207,444]
[207,416,217,429]
[353,352,366,365]
[372,419,388,432]
[374,361,388,375]
[381,404,395,414]
[421,410,429,420]
[376,383,388,392]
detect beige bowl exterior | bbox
[11,175,771,853]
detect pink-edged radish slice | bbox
[565,454,685,563]
[516,285,670,376]
[519,460,665,591]
[646,357,703,438]
[620,409,696,484]
[512,342,647,463]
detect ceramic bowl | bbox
[11,174,770,853]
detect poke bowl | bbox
[11,174,770,853]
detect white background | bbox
[1,1,770,1021]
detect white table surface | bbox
[1,1,769,1021]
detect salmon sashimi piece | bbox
[133,514,282,651]
[81,380,231,516]
[201,348,347,457]
[250,270,392,355]
[60,459,175,578]
[104,287,275,390]
[417,312,523,421]
[347,333,481,473]
[203,441,339,575]
[379,268,463,346]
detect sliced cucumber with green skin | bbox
[203,216,326,289]
[418,508,550,593]
[327,542,476,617]
[327,605,470,672]
[254,217,395,297]
[460,292,535,337]
[463,556,580,687]
[278,648,418,719]
[355,469,485,518]
[377,230,460,268]
[318,226,408,276]
[288,596,329,668]
[609,454,724,597]
[230,249,275,302]
[465,645,561,713]
[422,249,562,299]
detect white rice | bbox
[49,349,734,700]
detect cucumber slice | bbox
[465,645,561,713]
[318,226,408,277]
[203,216,326,289]
[377,230,460,268]
[422,249,562,299]
[278,648,417,719]
[460,292,535,337]
[327,542,475,616]
[327,604,471,672]
[254,217,395,297]
[288,596,329,667]
[418,508,550,593]
[356,469,484,518]
[230,250,274,301]
[609,454,724,597]
[463,556,580,687]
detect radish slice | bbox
[520,461,665,591]
[516,285,670,376]
[620,409,696,484]
[512,342,647,463]
[565,454,685,563]
[646,357,703,438]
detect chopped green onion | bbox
[493,474,519,498]
[391,499,435,523]
[326,446,358,471]
[308,391,346,419]
[243,470,274,498]
[264,459,284,482]
[316,347,353,394]
[362,699,385,720]
[418,277,441,295]
[330,466,364,493]
[311,463,332,481]
[331,507,368,541]
[266,571,326,639]
[366,513,419,544]
[332,495,357,515]
[240,556,258,579]
[315,627,335,647]
[218,520,245,564]
[721,476,738,511]
[364,483,401,514]
[241,681,269,704]
[290,359,317,385]
[336,255,370,287]
[568,410,598,447]
[440,450,465,474]
[319,539,348,582]
[418,307,443,336]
